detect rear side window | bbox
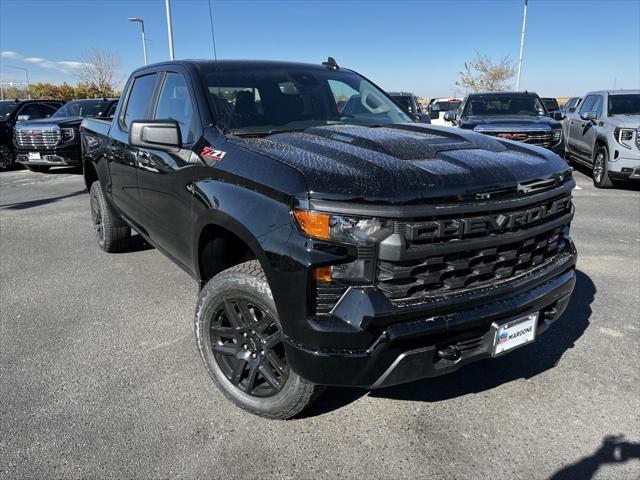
[123,74,157,128]
[154,73,197,144]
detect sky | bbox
[0,0,639,98]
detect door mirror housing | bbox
[580,111,597,122]
[551,111,565,121]
[17,115,30,122]
[443,111,456,122]
[129,120,181,151]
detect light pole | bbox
[128,17,148,66]
[165,0,175,60]
[515,0,528,91]
[7,66,30,99]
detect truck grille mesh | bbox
[15,129,61,148]
[377,225,569,300]
[482,130,559,148]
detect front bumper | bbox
[285,242,577,388]
[16,145,81,167]
[608,152,640,181]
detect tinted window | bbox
[40,104,58,117]
[608,94,640,115]
[154,73,197,143]
[0,101,19,118]
[392,95,414,113]
[53,99,112,118]
[591,96,603,118]
[462,95,545,117]
[18,103,46,120]
[123,74,157,128]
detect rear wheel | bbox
[592,145,613,188]
[89,181,131,252]
[195,260,324,419]
[26,165,50,173]
[0,146,15,171]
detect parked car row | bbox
[440,90,639,188]
[0,97,119,171]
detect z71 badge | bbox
[201,146,227,162]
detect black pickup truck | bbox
[445,92,565,154]
[81,59,577,419]
[15,98,118,172]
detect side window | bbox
[579,95,596,115]
[591,96,603,118]
[18,103,44,120]
[154,73,197,144]
[123,73,157,128]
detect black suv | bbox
[81,59,577,419]
[445,92,565,153]
[0,99,64,170]
[15,98,118,172]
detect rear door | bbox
[136,69,202,268]
[108,72,159,227]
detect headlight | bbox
[551,128,562,144]
[293,209,392,283]
[613,127,635,150]
[293,209,391,244]
[61,128,75,141]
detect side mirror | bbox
[443,111,456,122]
[17,115,30,122]
[580,111,597,122]
[129,120,181,151]
[551,111,565,120]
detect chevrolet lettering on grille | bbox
[406,197,572,241]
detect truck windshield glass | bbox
[608,94,640,115]
[0,101,19,119]
[463,95,546,117]
[52,100,110,118]
[199,67,412,135]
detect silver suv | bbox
[564,90,639,188]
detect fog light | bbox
[332,259,366,280]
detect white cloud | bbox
[1,50,88,74]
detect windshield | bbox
[199,67,413,135]
[52,100,111,118]
[543,98,559,111]
[608,94,640,116]
[463,95,546,117]
[0,101,19,119]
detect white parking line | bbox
[575,185,582,190]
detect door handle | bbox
[136,150,151,165]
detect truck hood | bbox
[233,124,569,204]
[460,115,561,131]
[16,116,83,128]
[607,115,640,128]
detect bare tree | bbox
[75,48,121,97]
[456,52,516,92]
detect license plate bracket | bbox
[492,312,538,356]
[28,152,41,160]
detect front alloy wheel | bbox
[593,145,613,188]
[195,261,324,419]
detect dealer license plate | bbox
[492,312,538,356]
[28,152,41,160]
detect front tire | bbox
[89,181,131,252]
[0,146,15,171]
[592,145,613,188]
[195,260,324,419]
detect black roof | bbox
[0,99,64,105]
[132,59,347,75]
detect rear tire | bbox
[89,181,131,252]
[592,145,613,188]
[0,146,15,171]
[26,165,50,173]
[195,260,324,419]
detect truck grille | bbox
[15,129,61,148]
[376,192,573,301]
[481,130,560,148]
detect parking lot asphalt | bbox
[1,166,639,480]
